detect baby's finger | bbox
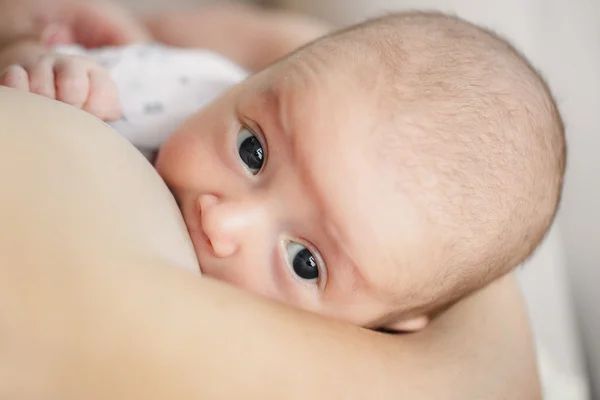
[83,69,121,121]
[28,56,57,99]
[54,60,89,108]
[0,65,30,91]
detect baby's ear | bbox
[383,315,429,333]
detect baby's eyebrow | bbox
[254,82,293,140]
[255,86,280,113]
[323,222,367,295]
[294,166,367,296]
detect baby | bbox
[0,11,565,331]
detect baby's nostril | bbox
[209,235,238,258]
[198,194,219,213]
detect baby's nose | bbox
[198,194,267,258]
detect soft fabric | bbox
[55,43,247,154]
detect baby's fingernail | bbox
[41,24,72,46]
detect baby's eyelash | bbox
[281,238,328,290]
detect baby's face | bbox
[155,56,431,329]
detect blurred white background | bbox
[119,0,600,397]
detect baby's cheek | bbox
[155,138,181,182]
[156,134,198,188]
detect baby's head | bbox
[156,12,565,331]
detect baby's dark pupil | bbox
[292,248,318,280]
[239,136,264,171]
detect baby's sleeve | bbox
[54,44,248,152]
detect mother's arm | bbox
[0,87,540,399]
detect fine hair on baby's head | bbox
[158,11,566,330]
[293,11,566,320]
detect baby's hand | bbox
[0,54,121,121]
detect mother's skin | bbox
[0,87,539,398]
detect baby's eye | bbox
[286,241,322,283]
[237,127,265,175]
